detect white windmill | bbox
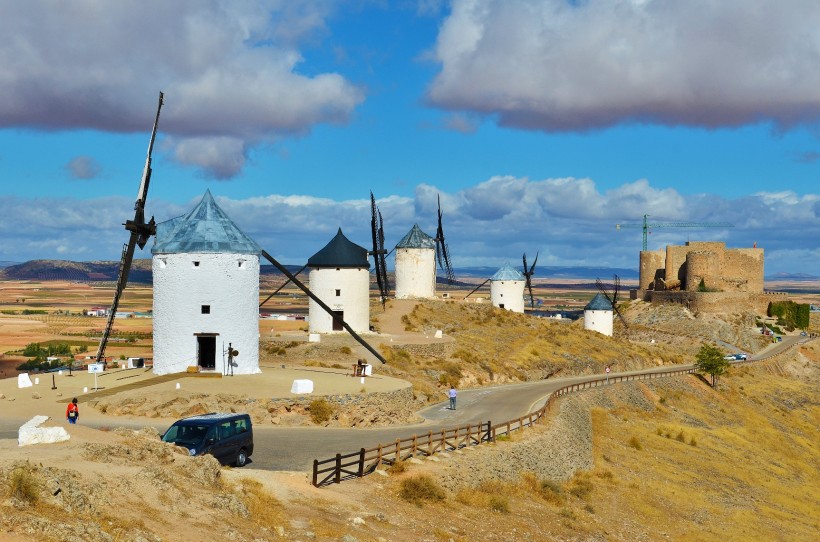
[307,228,371,334]
[152,190,261,375]
[490,263,526,313]
[393,195,454,299]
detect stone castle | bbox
[634,241,785,314]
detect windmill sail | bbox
[96,92,164,364]
[434,195,455,284]
[369,192,390,305]
[595,275,629,329]
[522,252,538,309]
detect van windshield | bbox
[162,424,210,446]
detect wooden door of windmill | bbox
[197,335,217,370]
[332,310,344,331]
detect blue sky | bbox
[0,0,818,276]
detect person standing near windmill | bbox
[448,385,457,410]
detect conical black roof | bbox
[308,228,370,268]
[585,293,613,311]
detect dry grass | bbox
[398,475,446,506]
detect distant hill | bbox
[12,260,820,285]
[455,265,639,280]
[764,272,819,282]
[0,259,153,283]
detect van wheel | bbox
[235,448,247,467]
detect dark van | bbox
[161,413,253,467]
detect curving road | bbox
[1,335,809,471]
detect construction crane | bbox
[616,214,734,251]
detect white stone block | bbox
[18,416,70,447]
[291,379,314,394]
[308,333,321,343]
[434,329,443,339]
[17,373,33,388]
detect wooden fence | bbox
[312,366,697,487]
[311,337,816,487]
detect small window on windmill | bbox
[159,258,167,269]
[201,305,211,314]
[193,261,200,267]
[335,289,341,296]
[237,259,244,268]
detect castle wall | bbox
[649,291,786,314]
[721,248,764,292]
[685,250,722,291]
[639,250,665,290]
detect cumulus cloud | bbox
[0,1,364,178]
[65,156,102,180]
[428,0,820,132]
[1,179,817,275]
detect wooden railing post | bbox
[358,448,365,477]
[312,459,319,487]
[395,439,401,462]
[428,430,433,455]
[334,453,342,484]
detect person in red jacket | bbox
[66,398,79,424]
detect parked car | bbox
[161,413,253,467]
[723,355,736,361]
[800,331,807,337]
[733,353,747,360]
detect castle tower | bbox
[307,228,371,334]
[394,224,437,299]
[583,293,613,337]
[152,190,261,375]
[490,264,525,313]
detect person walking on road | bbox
[448,385,457,410]
[66,398,79,424]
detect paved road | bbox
[2,335,810,471]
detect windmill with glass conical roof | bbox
[490,263,526,313]
[151,190,261,375]
[307,228,371,334]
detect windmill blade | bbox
[523,252,538,309]
[370,192,390,305]
[260,250,387,364]
[612,274,621,304]
[435,195,455,284]
[259,264,307,308]
[464,278,491,299]
[613,304,629,329]
[377,208,390,299]
[595,278,615,305]
[96,92,164,364]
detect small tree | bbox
[695,343,730,388]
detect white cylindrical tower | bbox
[583,293,614,337]
[490,264,525,313]
[307,229,371,334]
[152,190,261,375]
[394,224,437,299]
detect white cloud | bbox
[428,0,820,131]
[66,156,102,180]
[0,1,363,178]
[1,179,817,275]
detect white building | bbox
[151,190,261,375]
[307,228,371,334]
[394,224,437,299]
[490,264,525,313]
[583,293,614,337]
